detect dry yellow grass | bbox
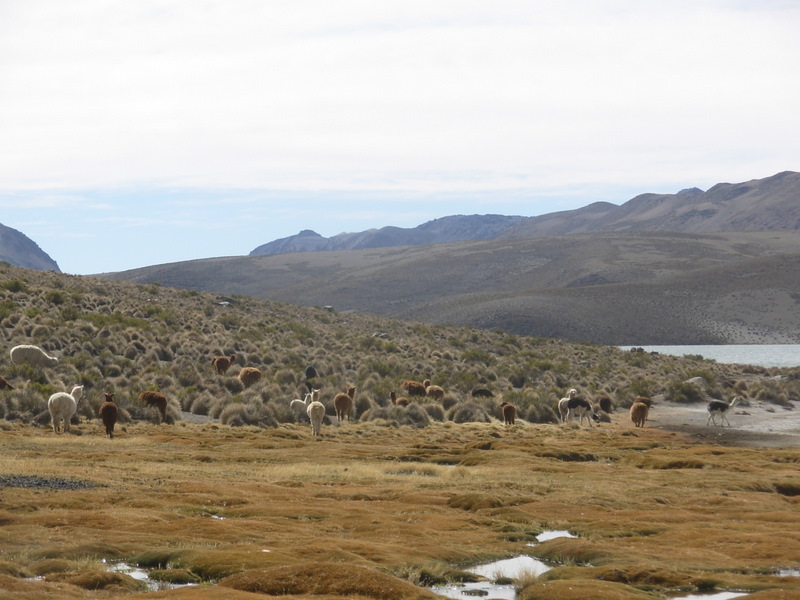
[1,417,800,599]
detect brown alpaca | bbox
[597,395,613,414]
[423,379,445,400]
[630,401,649,427]
[501,402,516,425]
[0,376,14,390]
[99,392,118,439]
[390,391,409,406]
[212,353,236,375]
[138,390,167,423]
[401,380,427,397]
[237,367,262,388]
[334,386,356,423]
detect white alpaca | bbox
[307,394,326,437]
[48,385,84,434]
[707,396,741,427]
[558,388,578,423]
[10,344,59,367]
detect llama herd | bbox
[5,344,172,438]
[3,343,746,439]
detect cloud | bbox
[1,1,798,194]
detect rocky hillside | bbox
[0,223,60,272]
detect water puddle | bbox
[107,561,151,583]
[532,530,575,543]
[106,561,195,591]
[430,555,551,600]
[778,568,800,577]
[669,593,746,600]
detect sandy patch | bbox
[627,399,800,448]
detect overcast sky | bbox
[1,1,798,274]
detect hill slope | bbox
[103,230,800,345]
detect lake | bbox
[618,345,800,369]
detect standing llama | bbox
[501,402,516,426]
[707,396,742,427]
[48,385,84,434]
[333,386,356,423]
[212,353,236,375]
[630,400,649,428]
[99,392,118,439]
[558,389,578,423]
[307,397,326,437]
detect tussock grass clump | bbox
[448,493,506,511]
[221,563,441,599]
[449,401,491,423]
[47,569,146,592]
[519,578,657,600]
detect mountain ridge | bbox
[248,171,800,255]
[250,214,527,256]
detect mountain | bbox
[250,214,527,256]
[0,223,60,272]
[500,170,800,238]
[101,171,800,346]
[250,172,800,255]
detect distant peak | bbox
[677,187,703,196]
[297,230,322,237]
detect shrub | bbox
[354,394,373,419]
[449,401,490,423]
[423,403,445,422]
[403,403,431,427]
[44,290,68,305]
[628,377,655,398]
[666,380,705,404]
[2,279,28,293]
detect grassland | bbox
[1,264,800,599]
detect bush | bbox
[666,380,705,404]
[449,401,490,424]
[423,403,445,422]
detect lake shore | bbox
[626,398,800,448]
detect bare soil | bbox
[633,399,800,448]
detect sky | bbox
[1,1,798,275]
